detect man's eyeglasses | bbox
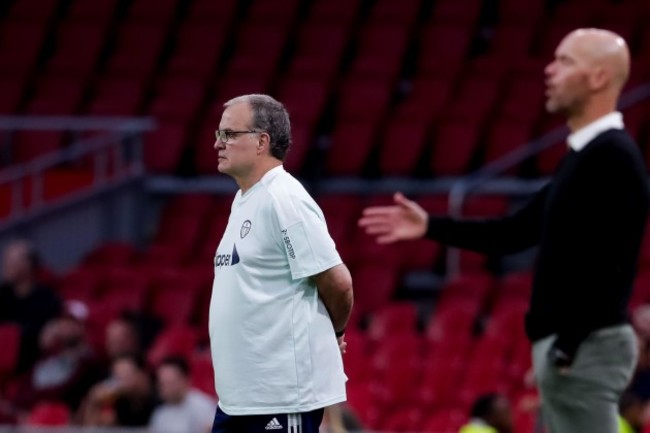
[215,129,264,144]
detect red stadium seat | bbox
[369,0,421,25]
[28,77,87,115]
[126,0,180,24]
[25,402,70,426]
[149,76,205,121]
[143,123,187,174]
[351,23,411,80]
[225,21,289,82]
[368,302,419,340]
[490,22,537,58]
[499,0,544,24]
[432,0,482,25]
[0,77,26,114]
[7,0,60,23]
[83,242,138,267]
[449,77,502,124]
[418,23,473,76]
[148,269,203,325]
[326,120,379,176]
[105,23,168,78]
[352,264,400,317]
[336,77,392,122]
[147,326,198,367]
[58,267,102,302]
[495,272,533,302]
[394,76,453,123]
[0,22,46,76]
[185,0,237,26]
[378,119,430,176]
[483,120,533,170]
[165,23,228,80]
[430,118,482,176]
[189,351,216,397]
[308,0,361,25]
[0,324,21,378]
[88,78,147,116]
[11,132,63,164]
[48,21,109,77]
[165,193,214,218]
[371,334,423,407]
[67,0,120,22]
[289,22,349,80]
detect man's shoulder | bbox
[590,128,638,152]
[264,171,317,212]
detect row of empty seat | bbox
[1,0,650,182]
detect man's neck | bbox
[567,98,617,133]
[236,160,282,194]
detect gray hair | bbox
[224,94,292,161]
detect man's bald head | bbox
[562,28,630,90]
[545,28,630,117]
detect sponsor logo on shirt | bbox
[240,220,252,239]
[281,229,295,259]
[214,244,240,268]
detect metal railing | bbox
[445,82,650,275]
[0,116,155,225]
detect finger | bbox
[358,215,390,227]
[394,192,411,207]
[361,206,398,217]
[365,225,392,235]
[377,233,399,244]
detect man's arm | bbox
[313,263,353,335]
[360,188,548,255]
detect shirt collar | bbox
[260,165,285,186]
[567,111,624,152]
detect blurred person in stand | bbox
[79,354,157,427]
[0,240,62,371]
[149,356,216,433]
[105,313,144,362]
[12,300,102,412]
[618,392,644,433]
[458,393,514,433]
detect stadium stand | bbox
[0,0,650,432]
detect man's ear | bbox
[257,132,270,155]
[589,66,608,91]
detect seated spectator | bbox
[105,311,161,362]
[79,354,157,427]
[149,356,216,433]
[458,393,513,433]
[0,240,62,371]
[618,392,644,433]
[13,300,101,412]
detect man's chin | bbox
[545,100,567,115]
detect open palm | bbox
[358,192,428,244]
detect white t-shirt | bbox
[209,165,347,415]
[149,389,216,433]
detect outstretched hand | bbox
[358,192,428,244]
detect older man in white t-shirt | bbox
[209,94,354,433]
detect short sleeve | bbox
[271,194,342,280]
